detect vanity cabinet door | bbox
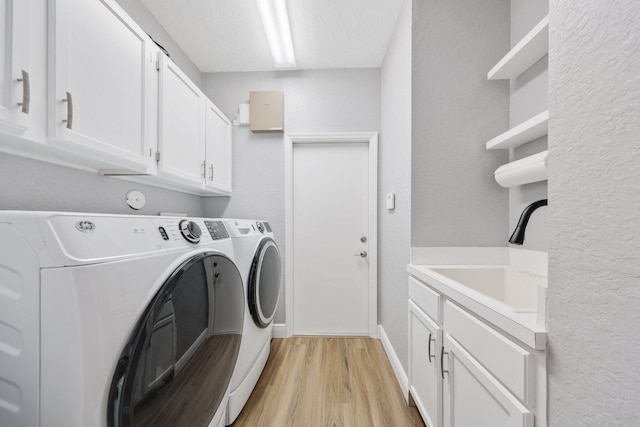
[442,334,534,427]
[409,301,442,427]
[49,0,156,172]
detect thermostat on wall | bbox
[386,192,395,210]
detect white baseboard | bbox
[378,325,409,402]
[272,323,287,338]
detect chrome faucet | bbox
[509,199,547,245]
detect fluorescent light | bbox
[256,0,297,68]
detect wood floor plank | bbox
[231,337,426,427]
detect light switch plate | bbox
[386,192,395,210]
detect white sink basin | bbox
[429,266,546,313]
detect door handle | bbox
[441,346,449,379]
[209,164,214,181]
[17,70,30,114]
[62,92,73,129]
[428,333,435,363]
[354,251,367,258]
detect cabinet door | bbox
[0,0,30,133]
[49,0,155,172]
[157,54,205,187]
[442,334,534,427]
[204,100,232,194]
[409,301,442,427]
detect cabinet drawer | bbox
[443,301,535,405]
[409,276,440,322]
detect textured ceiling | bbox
[138,0,404,72]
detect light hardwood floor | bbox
[231,337,426,427]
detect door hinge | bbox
[155,151,160,162]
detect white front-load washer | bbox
[223,219,281,425]
[0,212,244,427]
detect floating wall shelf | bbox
[486,110,549,150]
[494,150,548,188]
[488,15,549,80]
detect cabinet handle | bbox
[201,161,206,178]
[428,333,435,363]
[62,92,73,129]
[209,164,214,181]
[17,70,30,114]
[441,346,449,379]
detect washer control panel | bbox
[204,221,229,240]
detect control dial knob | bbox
[179,220,202,244]
[256,221,265,233]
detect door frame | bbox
[284,132,378,338]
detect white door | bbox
[157,54,205,186]
[49,0,155,172]
[292,140,371,335]
[0,0,30,133]
[442,334,534,427]
[409,302,443,427]
[204,99,232,194]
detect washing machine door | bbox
[108,252,244,427]
[248,237,281,328]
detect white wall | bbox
[411,0,510,247]
[200,69,382,323]
[547,0,640,424]
[379,0,412,372]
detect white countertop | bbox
[408,247,548,350]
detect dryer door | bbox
[108,252,244,427]
[248,238,282,328]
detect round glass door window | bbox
[248,238,281,328]
[108,252,244,427]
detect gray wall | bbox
[411,0,510,247]
[200,69,382,323]
[379,0,412,372]
[0,152,204,216]
[547,1,640,424]
[509,0,549,251]
[115,0,202,86]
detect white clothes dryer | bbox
[223,219,281,425]
[0,212,244,427]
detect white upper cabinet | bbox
[48,0,156,173]
[157,53,206,187]
[0,0,30,133]
[204,100,232,194]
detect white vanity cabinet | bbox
[48,0,157,173]
[156,53,206,187]
[0,0,30,133]
[408,275,543,427]
[204,99,232,194]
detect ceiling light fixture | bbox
[256,0,296,68]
